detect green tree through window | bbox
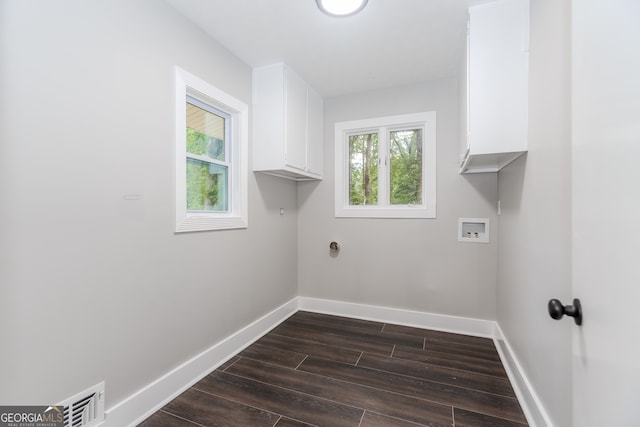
[185,99,229,212]
[390,129,423,205]
[347,129,423,207]
[349,133,378,205]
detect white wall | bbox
[0,0,298,408]
[496,0,572,426]
[298,79,499,320]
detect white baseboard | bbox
[104,297,299,427]
[494,323,552,427]
[298,296,496,338]
[103,296,547,427]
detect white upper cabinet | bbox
[253,63,323,181]
[460,0,529,173]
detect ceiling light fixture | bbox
[316,0,368,17]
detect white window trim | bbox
[334,112,436,219]
[174,66,248,232]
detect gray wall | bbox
[298,79,499,320]
[496,0,572,425]
[0,0,298,407]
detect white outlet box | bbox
[458,218,490,243]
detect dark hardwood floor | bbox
[138,311,527,427]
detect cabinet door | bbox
[284,69,307,171]
[468,0,528,155]
[305,87,323,177]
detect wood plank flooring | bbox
[138,311,528,427]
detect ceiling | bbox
[166,0,491,98]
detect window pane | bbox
[349,133,378,205]
[390,129,423,205]
[186,102,225,161]
[186,158,228,211]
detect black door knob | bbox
[548,298,582,325]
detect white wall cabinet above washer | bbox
[460,0,529,173]
[253,63,323,181]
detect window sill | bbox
[175,215,247,233]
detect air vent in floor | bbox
[57,382,105,427]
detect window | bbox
[335,112,436,218]
[174,67,248,232]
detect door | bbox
[572,1,640,425]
